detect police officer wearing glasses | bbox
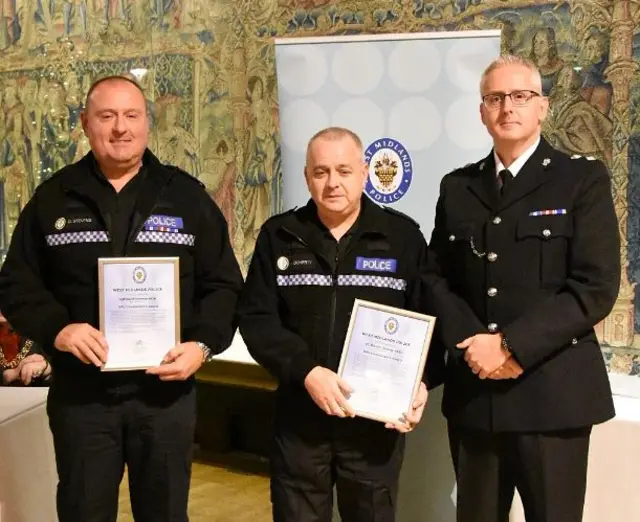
[426,55,620,522]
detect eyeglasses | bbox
[481,90,541,110]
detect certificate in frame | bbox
[98,257,180,371]
[337,299,436,424]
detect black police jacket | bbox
[426,137,620,431]
[0,150,243,389]
[238,196,444,391]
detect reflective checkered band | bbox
[45,231,110,246]
[337,274,407,291]
[276,274,332,287]
[135,231,195,246]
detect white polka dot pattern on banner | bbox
[280,99,330,153]
[388,40,442,92]
[332,98,386,140]
[388,97,442,151]
[277,45,329,96]
[445,94,492,150]
[446,39,498,92]
[275,35,502,220]
[332,43,384,95]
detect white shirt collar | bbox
[494,136,541,178]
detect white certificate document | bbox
[338,299,435,424]
[98,257,180,371]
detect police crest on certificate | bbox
[338,299,435,424]
[98,257,180,371]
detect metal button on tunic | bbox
[487,287,498,297]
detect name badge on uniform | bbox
[355,257,397,273]
[144,214,184,232]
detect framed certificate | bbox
[337,299,436,424]
[98,257,180,371]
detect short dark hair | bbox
[84,74,146,111]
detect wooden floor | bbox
[117,456,272,521]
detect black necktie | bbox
[498,169,513,195]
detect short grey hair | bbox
[307,127,363,152]
[306,127,364,166]
[479,54,542,94]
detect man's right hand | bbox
[304,366,355,418]
[54,323,108,367]
[488,357,523,380]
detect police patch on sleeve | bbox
[364,137,413,204]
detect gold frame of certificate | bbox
[98,257,180,371]
[337,299,436,424]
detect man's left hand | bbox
[146,342,204,381]
[457,333,509,377]
[385,382,428,433]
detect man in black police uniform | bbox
[426,55,620,522]
[238,127,439,522]
[0,75,243,522]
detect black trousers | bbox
[448,423,592,522]
[271,390,405,522]
[47,383,196,522]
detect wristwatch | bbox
[196,341,214,363]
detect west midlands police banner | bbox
[274,30,501,235]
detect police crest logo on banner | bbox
[364,138,413,204]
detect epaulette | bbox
[36,170,65,187]
[382,206,420,228]
[33,163,75,192]
[265,207,298,224]
[166,165,205,188]
[449,161,478,176]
